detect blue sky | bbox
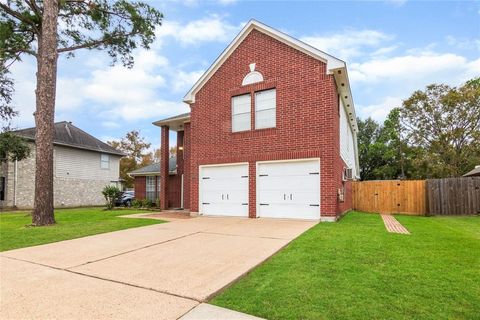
[10,0,480,150]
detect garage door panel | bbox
[200,164,249,217]
[258,161,319,176]
[259,204,319,220]
[257,160,320,220]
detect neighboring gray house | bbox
[0,121,124,209]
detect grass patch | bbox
[211,212,480,320]
[0,207,164,252]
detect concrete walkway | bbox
[1,216,316,320]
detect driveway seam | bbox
[199,231,292,240]
[2,255,201,303]
[65,231,201,269]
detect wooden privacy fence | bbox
[353,177,480,216]
[427,178,480,215]
[352,180,427,215]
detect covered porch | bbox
[153,112,191,210]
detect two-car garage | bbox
[199,159,320,220]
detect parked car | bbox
[115,191,135,207]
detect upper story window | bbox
[255,89,276,129]
[232,94,251,132]
[100,154,110,169]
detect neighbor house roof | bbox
[182,19,357,133]
[14,121,124,156]
[129,157,177,176]
[463,165,480,177]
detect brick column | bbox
[160,125,169,210]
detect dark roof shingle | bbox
[129,157,177,175]
[14,121,124,156]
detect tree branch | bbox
[57,30,138,53]
[0,3,40,34]
[24,0,42,16]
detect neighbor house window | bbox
[146,176,156,202]
[232,94,251,132]
[100,154,110,169]
[255,89,276,129]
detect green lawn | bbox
[212,212,480,320]
[0,208,164,252]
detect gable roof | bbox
[182,19,357,132]
[129,157,177,176]
[463,165,480,177]
[14,121,124,156]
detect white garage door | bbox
[257,159,320,220]
[199,163,249,217]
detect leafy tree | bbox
[401,78,480,177]
[1,0,163,225]
[357,117,384,180]
[0,67,30,162]
[108,130,151,187]
[0,132,30,162]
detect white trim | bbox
[198,162,249,216]
[255,158,321,220]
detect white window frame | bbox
[255,89,276,129]
[100,154,110,169]
[146,176,157,202]
[232,94,251,132]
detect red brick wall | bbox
[188,29,347,218]
[134,176,146,200]
[167,175,181,208]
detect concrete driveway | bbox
[1,216,316,320]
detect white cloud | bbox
[301,30,393,60]
[171,70,204,93]
[349,53,480,85]
[156,15,241,46]
[357,96,403,121]
[101,121,121,129]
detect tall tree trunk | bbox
[32,0,58,226]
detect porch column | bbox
[160,125,169,210]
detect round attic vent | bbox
[242,63,264,85]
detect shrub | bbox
[102,185,121,210]
[132,199,143,208]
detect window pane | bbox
[100,154,109,169]
[232,94,251,115]
[255,108,276,129]
[233,113,251,132]
[255,89,276,111]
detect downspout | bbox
[13,159,18,207]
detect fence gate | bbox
[352,180,427,215]
[426,177,480,215]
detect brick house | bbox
[143,20,359,221]
[129,157,180,206]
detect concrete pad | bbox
[0,257,197,320]
[1,224,196,269]
[71,232,289,301]
[180,303,265,320]
[201,218,317,240]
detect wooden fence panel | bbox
[352,180,426,215]
[426,177,480,215]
